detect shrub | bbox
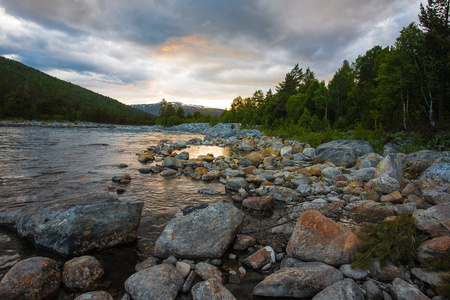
[351,213,420,270]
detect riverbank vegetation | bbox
[216,1,449,151]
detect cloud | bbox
[0,0,422,109]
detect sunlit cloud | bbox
[0,0,422,109]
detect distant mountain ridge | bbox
[131,102,224,117]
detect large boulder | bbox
[368,176,400,194]
[312,278,364,300]
[253,262,343,298]
[124,264,183,300]
[374,153,404,189]
[286,210,359,266]
[0,257,60,300]
[417,236,450,263]
[413,203,450,237]
[419,161,450,193]
[356,153,383,169]
[315,140,374,167]
[11,201,143,256]
[154,203,245,259]
[391,278,431,300]
[404,150,450,177]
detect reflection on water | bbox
[0,126,232,294]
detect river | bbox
[0,125,234,298]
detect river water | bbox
[0,125,237,298]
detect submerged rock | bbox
[9,201,143,256]
[154,202,245,259]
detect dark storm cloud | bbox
[0,0,422,107]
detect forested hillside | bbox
[219,1,449,147]
[0,57,155,125]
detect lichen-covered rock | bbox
[356,153,383,169]
[154,203,244,259]
[420,161,450,193]
[312,278,364,300]
[417,236,450,263]
[74,291,114,300]
[194,262,222,281]
[124,264,183,300]
[13,201,143,256]
[391,278,430,300]
[404,150,450,177]
[253,262,343,298]
[286,210,359,266]
[162,157,183,169]
[242,196,274,211]
[256,185,301,202]
[243,246,275,269]
[62,256,104,292]
[369,176,400,194]
[374,153,404,188]
[137,152,154,163]
[225,177,248,191]
[413,203,450,237]
[242,152,262,166]
[191,279,236,300]
[0,257,60,300]
[353,201,396,223]
[422,189,450,205]
[315,140,374,167]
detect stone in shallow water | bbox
[154,202,245,259]
[62,255,104,292]
[124,264,183,300]
[12,201,144,256]
[191,279,236,300]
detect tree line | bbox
[0,57,155,125]
[219,0,449,138]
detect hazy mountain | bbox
[131,102,224,117]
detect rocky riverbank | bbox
[1,124,449,299]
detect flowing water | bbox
[0,126,239,298]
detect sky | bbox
[0,0,423,109]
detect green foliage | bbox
[351,213,420,270]
[0,57,155,125]
[422,248,450,298]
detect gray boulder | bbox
[124,264,183,300]
[352,167,376,182]
[253,262,343,298]
[312,278,364,300]
[391,278,431,300]
[369,258,407,281]
[11,201,143,256]
[74,291,113,300]
[356,153,383,169]
[154,203,244,259]
[404,150,450,177]
[256,186,301,202]
[191,279,236,300]
[422,189,450,205]
[225,177,248,191]
[413,203,450,237]
[374,153,404,188]
[420,161,450,193]
[315,140,374,167]
[369,176,400,194]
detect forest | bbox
[0,1,448,150]
[0,57,156,125]
[217,1,449,150]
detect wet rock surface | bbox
[1,123,450,299]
